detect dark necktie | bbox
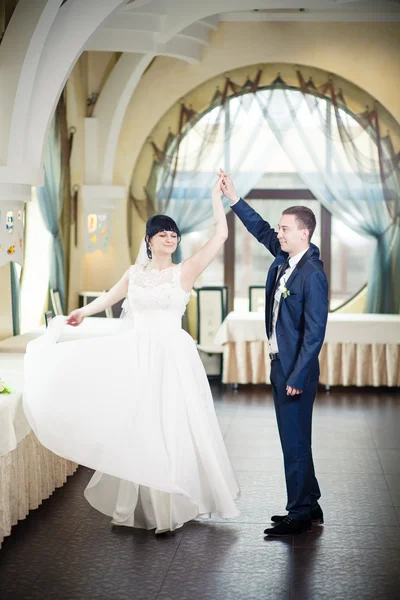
[267,258,290,338]
[273,258,290,294]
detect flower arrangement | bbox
[0,378,12,394]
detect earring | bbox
[146,241,152,259]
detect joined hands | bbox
[216,169,240,204]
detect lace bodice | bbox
[124,263,191,319]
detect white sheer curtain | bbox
[140,83,399,312]
[145,96,283,261]
[257,87,400,313]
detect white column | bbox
[0,0,61,166]
[0,182,32,340]
[84,118,100,185]
[74,183,131,300]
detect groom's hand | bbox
[219,169,240,205]
[286,385,302,396]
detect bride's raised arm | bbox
[181,173,228,292]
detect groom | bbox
[220,173,328,537]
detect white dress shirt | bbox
[269,247,309,354]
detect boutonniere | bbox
[277,280,291,299]
[0,378,12,394]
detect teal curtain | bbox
[10,263,21,335]
[36,106,66,312]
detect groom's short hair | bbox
[282,206,316,241]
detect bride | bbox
[23,173,240,534]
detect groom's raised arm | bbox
[232,199,281,257]
[220,175,280,257]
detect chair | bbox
[110,298,125,318]
[195,286,228,378]
[185,290,198,340]
[79,291,124,318]
[50,289,63,316]
[44,310,54,328]
[249,285,265,312]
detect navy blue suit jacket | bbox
[232,198,328,391]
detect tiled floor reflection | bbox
[1,384,399,599]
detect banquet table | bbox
[0,353,78,547]
[0,318,127,546]
[214,312,400,387]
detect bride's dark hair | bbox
[145,215,181,259]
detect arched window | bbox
[137,72,399,313]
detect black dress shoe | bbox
[271,505,324,525]
[264,516,312,537]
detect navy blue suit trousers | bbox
[270,358,321,518]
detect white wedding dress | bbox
[23,263,240,532]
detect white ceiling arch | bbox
[1,0,399,186]
[0,0,128,185]
[23,0,129,173]
[89,0,286,184]
[0,0,61,184]
[86,0,263,184]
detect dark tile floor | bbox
[1,384,400,600]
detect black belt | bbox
[269,352,280,361]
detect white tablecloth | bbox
[215,312,400,387]
[215,312,400,345]
[0,354,29,456]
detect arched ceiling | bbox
[86,0,400,61]
[1,0,400,186]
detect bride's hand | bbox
[220,172,239,204]
[212,173,224,197]
[66,308,84,327]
